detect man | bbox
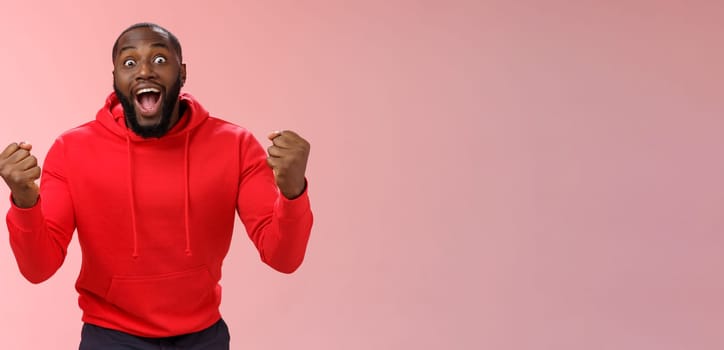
[0,23,313,349]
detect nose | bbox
[136,60,157,80]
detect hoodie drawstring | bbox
[126,133,192,258]
[126,135,139,258]
[184,133,192,256]
[107,94,201,259]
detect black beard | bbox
[114,75,183,138]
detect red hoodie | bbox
[6,92,313,337]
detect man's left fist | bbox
[266,130,310,199]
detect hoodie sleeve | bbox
[6,138,76,283]
[236,132,313,274]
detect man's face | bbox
[112,27,186,138]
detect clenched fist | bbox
[0,142,40,208]
[266,130,310,199]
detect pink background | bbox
[1,1,723,349]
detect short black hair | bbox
[111,22,182,62]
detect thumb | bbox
[17,142,32,151]
[267,130,283,140]
[27,181,39,192]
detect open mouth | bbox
[134,87,163,117]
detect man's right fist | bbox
[0,142,40,208]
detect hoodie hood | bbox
[96,92,209,258]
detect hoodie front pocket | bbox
[105,266,217,321]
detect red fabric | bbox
[6,92,313,337]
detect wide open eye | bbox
[153,56,167,64]
[123,59,136,67]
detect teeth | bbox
[136,88,160,95]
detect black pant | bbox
[79,318,230,350]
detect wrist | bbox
[281,179,307,200]
[12,191,39,209]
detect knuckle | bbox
[298,142,309,153]
[9,172,23,184]
[0,165,11,175]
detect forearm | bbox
[245,186,313,273]
[6,199,70,283]
[259,191,313,273]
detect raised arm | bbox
[236,131,313,273]
[2,140,76,283]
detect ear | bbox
[180,63,187,87]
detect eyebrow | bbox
[117,42,171,56]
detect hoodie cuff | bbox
[276,179,311,221]
[7,195,44,232]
